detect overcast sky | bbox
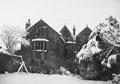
[0,0,120,34]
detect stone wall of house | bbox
[20,22,65,74]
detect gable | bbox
[60,25,72,37]
[26,19,61,40]
[77,27,92,38]
[60,25,73,42]
[76,27,92,44]
[27,19,50,33]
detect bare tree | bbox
[0,25,29,54]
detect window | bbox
[33,41,47,51]
[32,38,48,52]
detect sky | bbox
[0,0,119,34]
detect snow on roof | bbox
[32,38,49,42]
[60,35,65,43]
[65,41,76,44]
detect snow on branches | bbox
[0,25,30,54]
[76,16,120,65]
[91,16,120,47]
[101,54,118,68]
[76,36,102,63]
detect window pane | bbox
[37,41,39,50]
[38,42,41,49]
[44,42,47,50]
[41,42,43,50]
[34,42,36,50]
[35,42,37,50]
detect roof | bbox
[77,26,92,37]
[26,19,60,35]
[60,25,72,37]
[26,19,65,43]
[60,25,73,42]
[65,41,76,44]
[32,38,49,42]
[60,35,65,43]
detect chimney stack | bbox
[73,26,76,36]
[25,19,31,29]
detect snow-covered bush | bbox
[101,54,118,68]
[76,16,120,80]
[57,66,71,75]
[77,16,120,65]
[76,35,102,63]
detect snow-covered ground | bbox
[0,73,111,84]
